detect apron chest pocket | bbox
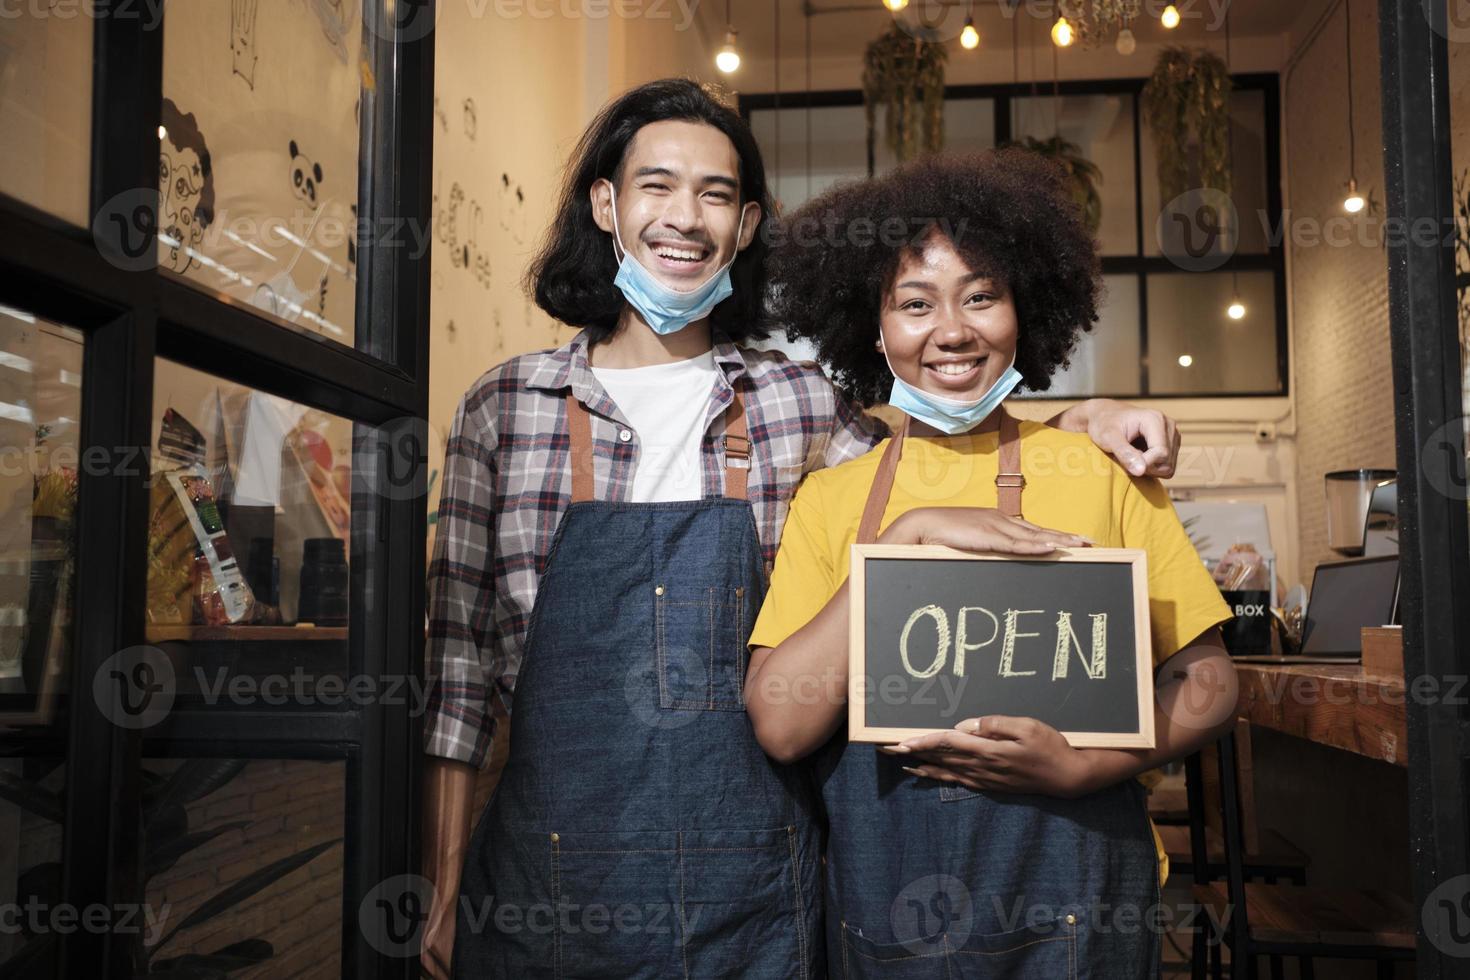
[655,584,749,711]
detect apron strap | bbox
[564,386,750,504]
[855,416,909,545]
[996,409,1025,520]
[567,392,595,504]
[853,409,1024,545]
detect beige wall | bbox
[425,1,717,537]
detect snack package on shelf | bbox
[147,466,257,626]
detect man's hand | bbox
[1048,400,1181,479]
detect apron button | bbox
[550,832,560,843]
[655,585,665,596]
[735,587,745,598]
[1065,913,1076,925]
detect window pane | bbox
[143,759,343,977]
[146,360,353,694]
[1147,270,1281,395]
[1143,88,1272,257]
[1032,274,1143,397]
[0,8,92,226]
[160,1,363,345]
[750,99,995,210]
[0,758,65,977]
[0,306,81,727]
[1011,94,1137,257]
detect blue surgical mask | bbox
[884,347,1024,435]
[608,186,745,335]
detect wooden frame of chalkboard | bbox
[848,545,1155,749]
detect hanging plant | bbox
[862,25,947,171]
[1000,135,1104,234]
[1141,46,1232,202]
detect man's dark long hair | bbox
[527,78,774,343]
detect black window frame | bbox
[739,73,1288,400]
[0,2,434,977]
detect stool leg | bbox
[1267,954,1284,980]
[1191,920,1207,980]
[1298,957,1314,980]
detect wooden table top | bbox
[1232,661,1408,767]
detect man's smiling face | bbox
[592,119,759,293]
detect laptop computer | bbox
[1232,555,1399,664]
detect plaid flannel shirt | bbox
[424,331,888,768]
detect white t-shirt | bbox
[590,350,718,502]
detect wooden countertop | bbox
[1233,661,1408,767]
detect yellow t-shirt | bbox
[748,419,1232,884]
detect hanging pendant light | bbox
[961,16,980,50]
[715,0,740,73]
[1115,25,1136,55]
[1341,0,1366,212]
[1226,297,1246,320]
[1051,15,1074,47]
[1161,4,1181,29]
[884,0,909,11]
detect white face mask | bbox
[607,185,746,335]
[882,344,1023,435]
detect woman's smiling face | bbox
[879,232,1019,402]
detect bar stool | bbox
[1170,723,1310,886]
[1189,727,1415,979]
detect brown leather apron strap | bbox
[566,392,595,504]
[996,408,1025,519]
[563,386,751,504]
[722,386,750,502]
[855,416,909,545]
[854,410,1025,543]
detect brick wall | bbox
[144,759,343,980]
[1286,0,1398,577]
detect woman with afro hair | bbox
[744,150,1237,977]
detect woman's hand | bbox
[1048,400,1181,479]
[879,715,1100,798]
[882,508,1090,555]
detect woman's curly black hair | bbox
[527,78,775,343]
[765,149,1101,405]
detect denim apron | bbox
[454,388,822,979]
[822,412,1160,979]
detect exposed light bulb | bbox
[1115,27,1136,55]
[1227,299,1246,320]
[158,125,168,140]
[1178,354,1194,367]
[1051,16,1074,47]
[715,29,740,74]
[1161,4,1180,29]
[1343,178,1365,213]
[960,18,980,50]
[884,0,909,10]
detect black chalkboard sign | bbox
[848,545,1155,748]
